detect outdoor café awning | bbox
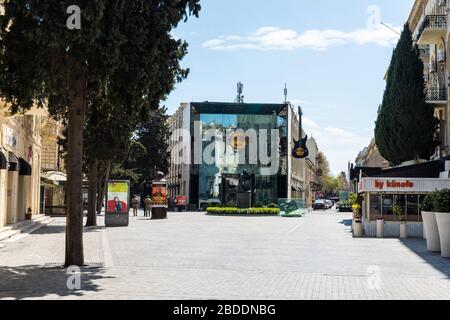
[8,154,19,172]
[19,158,32,176]
[42,171,67,185]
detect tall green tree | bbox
[375,23,438,165]
[337,171,349,191]
[316,151,330,191]
[0,0,200,266]
[135,107,171,183]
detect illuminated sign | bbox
[228,131,246,151]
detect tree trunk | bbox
[65,72,86,267]
[96,160,111,215]
[86,158,98,227]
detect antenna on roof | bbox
[235,82,244,103]
[284,83,288,103]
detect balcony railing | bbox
[419,15,447,35]
[426,87,447,102]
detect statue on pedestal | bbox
[237,170,252,209]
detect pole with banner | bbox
[105,180,130,227]
[151,171,168,219]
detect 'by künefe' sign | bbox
[359,178,450,193]
[375,180,414,190]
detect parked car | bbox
[313,199,326,210]
[321,199,332,209]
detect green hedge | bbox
[422,189,450,212]
[207,207,280,215]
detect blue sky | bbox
[163,0,415,175]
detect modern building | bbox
[0,103,45,227]
[167,101,319,209]
[408,0,450,157]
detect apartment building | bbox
[167,103,190,200]
[0,104,45,227]
[40,118,67,215]
[289,107,319,206]
[355,138,390,168]
[409,0,450,157]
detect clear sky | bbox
[163,0,415,175]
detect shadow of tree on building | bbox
[0,265,114,300]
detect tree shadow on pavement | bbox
[0,265,114,300]
[31,225,105,236]
[400,239,450,279]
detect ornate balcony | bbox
[426,87,447,103]
[417,15,447,45]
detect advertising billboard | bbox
[106,181,129,214]
[151,182,168,208]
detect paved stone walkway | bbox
[0,210,449,300]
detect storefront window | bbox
[382,194,394,221]
[393,195,407,222]
[407,195,421,222]
[369,193,382,221]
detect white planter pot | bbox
[376,219,384,238]
[422,211,441,252]
[435,213,450,258]
[400,223,407,239]
[354,222,363,238]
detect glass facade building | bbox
[188,102,289,208]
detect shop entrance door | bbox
[17,175,26,221]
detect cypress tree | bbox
[375,23,439,165]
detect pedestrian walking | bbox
[144,196,152,218]
[131,195,139,217]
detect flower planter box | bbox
[435,213,450,258]
[354,220,363,238]
[422,211,441,252]
[206,213,279,217]
[400,223,407,239]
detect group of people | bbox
[130,195,153,217]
